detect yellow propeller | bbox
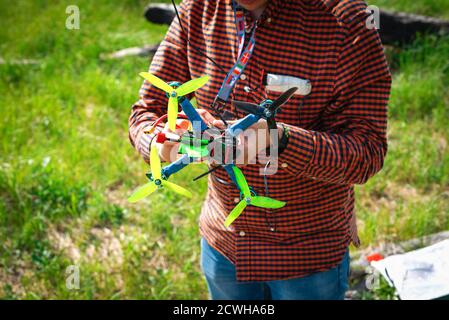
[139,72,209,131]
[128,144,192,202]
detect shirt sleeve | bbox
[278,6,392,185]
[128,0,192,162]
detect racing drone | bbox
[128,72,297,227]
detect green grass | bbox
[370,0,449,18]
[0,0,448,299]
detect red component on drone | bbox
[156,132,167,144]
[144,114,189,135]
[366,253,384,262]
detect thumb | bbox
[213,119,236,129]
[212,119,226,129]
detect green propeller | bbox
[224,166,286,227]
[128,144,192,202]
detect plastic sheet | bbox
[371,239,449,300]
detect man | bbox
[129,0,391,300]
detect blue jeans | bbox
[201,238,350,300]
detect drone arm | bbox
[161,154,194,179]
[226,114,261,137]
[179,98,209,133]
[223,164,239,188]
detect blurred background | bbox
[0,0,448,299]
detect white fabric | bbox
[371,239,449,300]
[266,73,312,96]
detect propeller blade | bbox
[139,72,173,93]
[150,144,162,180]
[190,97,198,108]
[176,76,210,96]
[270,87,298,112]
[127,182,157,203]
[232,100,264,116]
[224,200,247,227]
[167,96,178,131]
[251,196,286,209]
[267,117,277,132]
[162,180,192,198]
[232,166,251,198]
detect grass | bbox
[0,0,448,299]
[356,34,449,247]
[370,0,449,18]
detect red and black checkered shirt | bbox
[129,0,391,281]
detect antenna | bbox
[171,0,227,75]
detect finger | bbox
[197,109,216,125]
[163,140,179,147]
[163,122,175,133]
[158,141,180,163]
[208,158,216,165]
[175,119,190,135]
[212,119,226,129]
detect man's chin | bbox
[237,0,266,11]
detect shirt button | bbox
[281,163,288,168]
[239,231,246,237]
[267,17,272,23]
[234,197,240,203]
[240,74,247,81]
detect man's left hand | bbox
[212,119,282,165]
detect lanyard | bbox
[215,0,257,104]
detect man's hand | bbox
[196,109,217,128]
[156,120,187,163]
[213,119,283,165]
[157,109,218,163]
[156,107,282,165]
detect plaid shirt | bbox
[129,0,391,281]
